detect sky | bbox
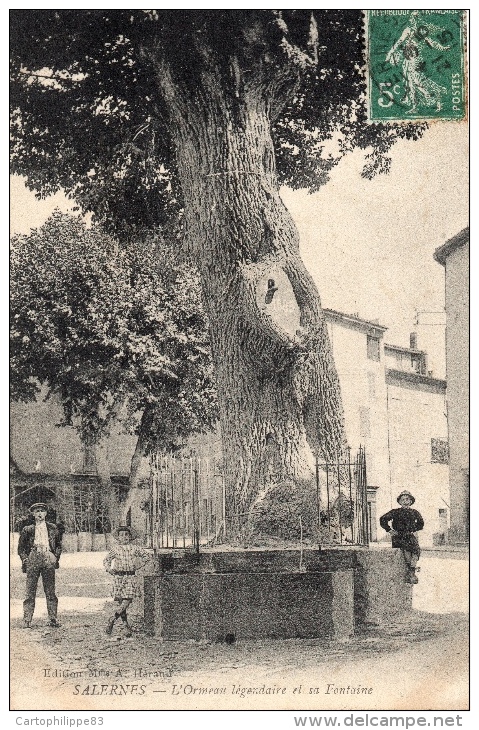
[10,120,467,379]
[281,120,468,377]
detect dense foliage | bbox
[10,211,217,452]
[10,10,424,238]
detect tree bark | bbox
[149,20,348,534]
[94,440,119,531]
[129,432,147,491]
[120,430,148,532]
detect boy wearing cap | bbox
[103,526,152,638]
[18,502,63,628]
[379,491,424,584]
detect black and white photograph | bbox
[9,7,469,714]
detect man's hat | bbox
[115,525,133,537]
[397,490,415,505]
[29,502,48,513]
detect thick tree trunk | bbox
[94,440,119,531]
[150,26,348,534]
[129,434,147,491]
[120,431,148,533]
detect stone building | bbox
[324,310,449,547]
[434,227,469,543]
[10,386,135,550]
[384,345,449,544]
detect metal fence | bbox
[10,480,113,535]
[315,446,369,547]
[146,447,369,551]
[146,454,225,550]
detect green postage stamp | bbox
[366,9,466,121]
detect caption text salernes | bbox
[15,720,103,726]
[294,717,464,727]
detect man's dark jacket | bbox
[18,522,63,570]
[379,507,424,535]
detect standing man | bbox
[18,502,63,628]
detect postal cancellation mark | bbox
[366,9,466,122]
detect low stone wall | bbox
[144,569,353,641]
[143,547,412,641]
[354,549,412,626]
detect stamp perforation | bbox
[364,9,467,124]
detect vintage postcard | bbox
[9,9,469,715]
[365,9,466,121]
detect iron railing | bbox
[315,446,369,547]
[146,453,225,550]
[146,447,369,551]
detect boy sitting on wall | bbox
[380,490,424,584]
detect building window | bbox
[359,407,371,438]
[367,335,380,361]
[411,353,426,375]
[431,438,449,464]
[368,372,376,399]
